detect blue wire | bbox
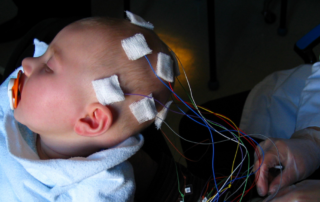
[174,104,265,177]
[210,131,266,198]
[174,110,266,200]
[144,55,220,200]
[143,55,268,201]
[218,130,265,175]
[172,106,266,199]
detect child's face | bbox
[14,24,102,137]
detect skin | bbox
[14,23,121,159]
[264,180,320,202]
[10,18,173,200]
[13,18,172,160]
[253,128,320,201]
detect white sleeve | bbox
[240,64,312,139]
[296,62,320,131]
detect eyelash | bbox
[44,65,53,73]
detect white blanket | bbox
[0,39,143,202]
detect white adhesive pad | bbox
[155,101,172,130]
[121,33,152,60]
[156,52,174,82]
[125,11,154,30]
[129,94,157,124]
[170,50,181,76]
[92,75,125,105]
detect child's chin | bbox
[13,109,23,123]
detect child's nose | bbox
[21,57,35,76]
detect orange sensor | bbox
[8,70,22,110]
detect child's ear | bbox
[74,103,113,137]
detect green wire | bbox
[206,178,226,198]
[174,161,184,200]
[175,77,252,201]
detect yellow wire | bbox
[206,187,229,202]
[186,102,242,187]
[177,99,244,199]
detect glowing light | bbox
[157,33,195,81]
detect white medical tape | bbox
[121,33,152,60]
[92,75,125,105]
[125,11,154,30]
[129,94,157,124]
[156,52,174,82]
[170,50,180,76]
[155,101,172,130]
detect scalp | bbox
[71,17,174,133]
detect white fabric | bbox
[129,94,157,124]
[0,40,144,202]
[156,52,174,82]
[125,11,154,30]
[296,62,320,131]
[92,75,125,105]
[155,101,172,130]
[121,33,152,60]
[33,38,48,57]
[240,63,319,139]
[7,78,15,110]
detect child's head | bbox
[13,16,174,157]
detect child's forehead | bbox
[51,25,112,55]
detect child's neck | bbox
[36,135,70,160]
[36,134,102,160]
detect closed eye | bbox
[44,65,53,73]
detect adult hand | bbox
[263,180,320,202]
[253,128,320,197]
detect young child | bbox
[0,14,174,201]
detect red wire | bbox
[169,83,263,201]
[160,129,199,162]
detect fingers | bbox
[254,163,269,196]
[265,180,320,202]
[253,140,284,197]
[263,184,296,202]
[254,154,280,196]
[268,168,294,194]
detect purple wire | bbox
[125,93,239,140]
[126,93,248,200]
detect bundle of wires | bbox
[127,52,283,202]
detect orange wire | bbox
[168,83,263,201]
[161,129,198,162]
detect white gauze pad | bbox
[92,75,125,105]
[121,33,152,60]
[129,94,157,124]
[156,52,174,82]
[125,11,154,30]
[155,101,173,130]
